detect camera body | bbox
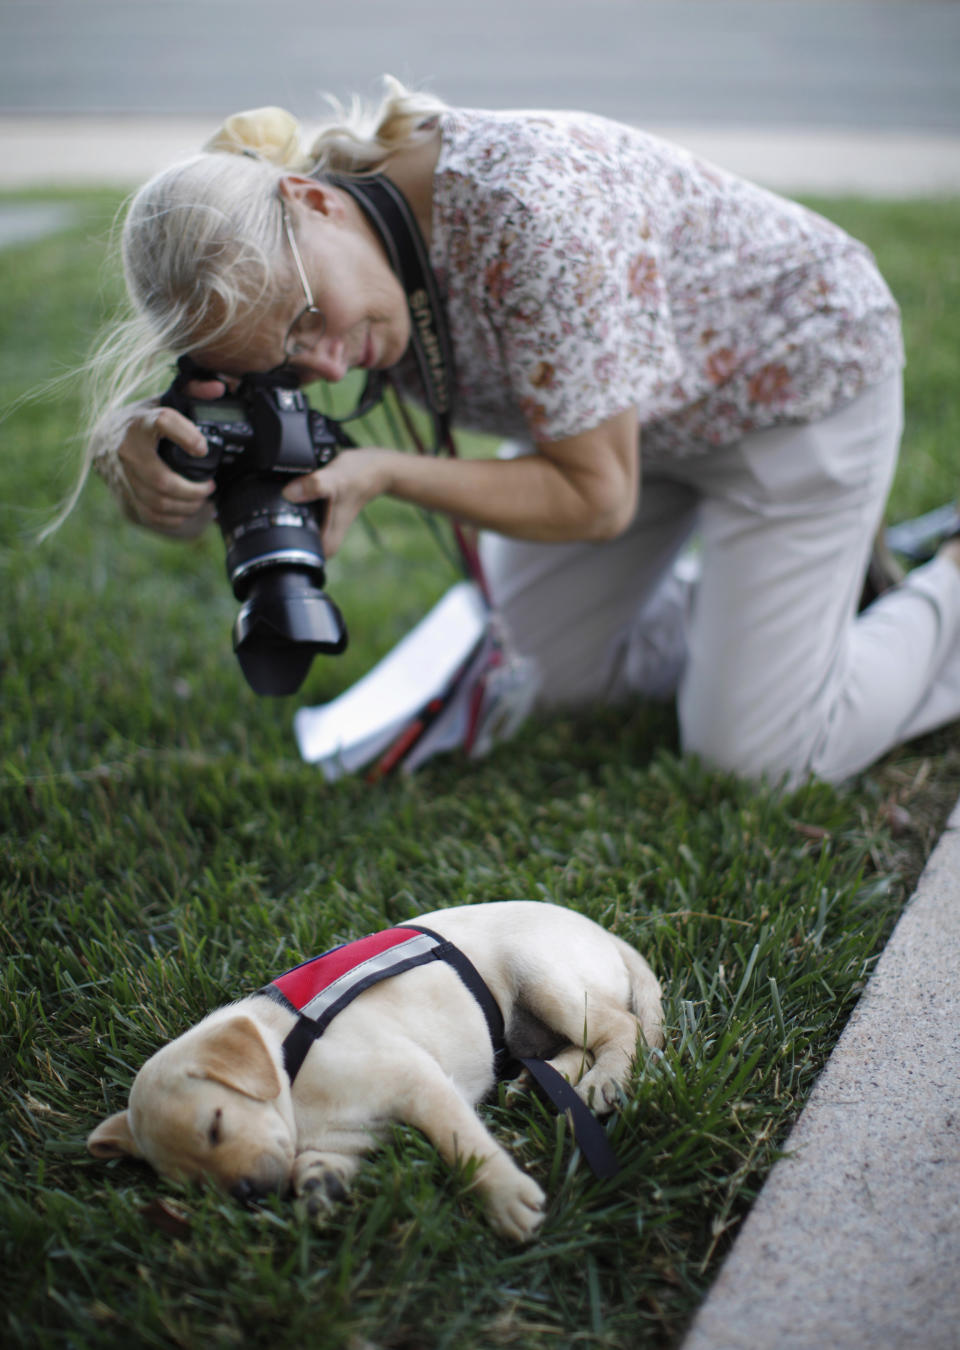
[158,358,348,697]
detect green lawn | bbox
[2,191,960,1349]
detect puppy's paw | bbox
[297,1171,347,1215]
[574,1070,625,1117]
[502,1073,532,1104]
[484,1169,546,1243]
[636,987,665,1052]
[546,1045,593,1084]
[293,1154,354,1214]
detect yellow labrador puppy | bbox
[88,901,663,1241]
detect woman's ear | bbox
[278,175,343,220]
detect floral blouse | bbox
[407,108,903,457]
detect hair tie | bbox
[203,107,311,170]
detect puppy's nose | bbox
[231,1177,281,1204]
[230,1169,288,1204]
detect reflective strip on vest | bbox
[270,927,442,1026]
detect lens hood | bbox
[233,570,348,697]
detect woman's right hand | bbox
[114,382,222,537]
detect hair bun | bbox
[203,107,311,169]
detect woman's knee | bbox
[678,685,818,787]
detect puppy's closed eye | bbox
[208,1109,223,1148]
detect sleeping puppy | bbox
[88,901,663,1241]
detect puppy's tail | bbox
[616,938,664,1051]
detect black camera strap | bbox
[325,172,456,452]
[325,170,490,603]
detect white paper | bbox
[294,581,488,779]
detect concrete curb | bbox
[681,800,960,1350]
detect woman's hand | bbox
[283,447,395,557]
[113,380,224,537]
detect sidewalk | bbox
[681,804,960,1350]
[3,115,959,1350]
[2,116,960,197]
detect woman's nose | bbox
[294,339,348,383]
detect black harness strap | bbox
[274,1005,324,1085]
[403,924,510,1066]
[516,1056,622,1181]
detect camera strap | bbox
[326,170,489,601]
[325,172,456,452]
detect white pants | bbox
[479,376,960,785]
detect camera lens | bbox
[217,478,324,592]
[217,478,348,696]
[233,570,347,697]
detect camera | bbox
[158,356,349,697]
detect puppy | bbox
[88,901,663,1241]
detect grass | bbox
[2,190,960,1350]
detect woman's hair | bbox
[307,76,448,174]
[65,76,447,530]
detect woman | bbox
[85,78,960,785]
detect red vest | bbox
[268,926,446,1033]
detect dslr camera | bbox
[158,356,349,697]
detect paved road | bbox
[2,0,959,131]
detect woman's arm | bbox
[286,405,640,556]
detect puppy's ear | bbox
[189,1014,283,1102]
[87,1110,142,1159]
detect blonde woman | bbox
[84,78,960,785]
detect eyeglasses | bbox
[279,197,325,361]
[274,193,385,420]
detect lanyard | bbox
[325,171,456,452]
[326,170,489,600]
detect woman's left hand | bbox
[283,446,396,557]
